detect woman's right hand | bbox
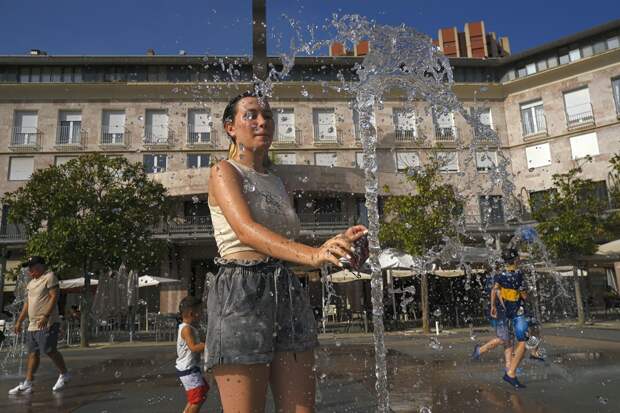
[310,225,368,268]
[311,234,354,268]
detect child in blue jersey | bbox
[492,248,529,388]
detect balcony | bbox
[434,126,458,143]
[187,128,216,147]
[101,126,129,147]
[273,129,302,146]
[0,223,27,244]
[56,125,86,150]
[298,212,350,234]
[566,103,595,129]
[9,127,41,151]
[152,216,213,239]
[313,126,342,145]
[395,129,416,143]
[144,128,174,147]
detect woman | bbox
[207,91,367,413]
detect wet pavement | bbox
[1,326,619,412]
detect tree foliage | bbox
[531,166,610,259]
[2,154,170,276]
[379,160,463,255]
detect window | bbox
[395,151,420,172]
[55,156,77,166]
[274,153,296,165]
[475,150,497,172]
[392,108,416,140]
[593,40,607,54]
[608,36,620,50]
[313,109,337,142]
[547,56,558,68]
[525,143,552,169]
[188,109,212,144]
[434,110,456,141]
[517,67,527,78]
[101,110,126,144]
[143,154,167,173]
[536,59,548,72]
[314,152,337,167]
[581,45,594,58]
[145,110,169,144]
[612,78,620,114]
[436,151,459,173]
[184,200,211,221]
[352,109,376,141]
[479,195,504,225]
[187,154,210,169]
[355,152,364,168]
[274,108,296,143]
[581,181,610,209]
[529,189,553,217]
[570,132,599,160]
[520,100,546,136]
[9,157,34,181]
[57,111,82,144]
[559,53,570,65]
[563,87,593,127]
[569,48,581,62]
[525,63,537,75]
[12,111,38,146]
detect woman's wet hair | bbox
[222,91,271,167]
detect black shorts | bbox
[26,323,60,354]
[205,258,318,370]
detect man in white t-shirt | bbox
[8,256,71,395]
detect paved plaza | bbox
[1,324,619,412]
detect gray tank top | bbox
[209,160,301,257]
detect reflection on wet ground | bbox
[0,330,619,412]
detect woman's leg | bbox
[214,364,271,413]
[270,351,316,413]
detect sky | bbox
[0,0,618,56]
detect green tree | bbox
[531,166,610,325]
[379,160,463,333]
[2,154,169,346]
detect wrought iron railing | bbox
[434,126,458,142]
[187,127,216,145]
[144,127,173,146]
[101,125,128,145]
[10,127,41,149]
[313,126,342,144]
[0,223,27,242]
[274,128,302,144]
[56,124,85,147]
[566,103,595,128]
[395,129,416,142]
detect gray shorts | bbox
[26,323,60,354]
[205,258,318,370]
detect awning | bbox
[596,239,620,255]
[59,277,99,290]
[138,275,181,288]
[328,269,371,283]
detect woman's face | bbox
[226,97,274,154]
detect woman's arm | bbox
[210,161,361,267]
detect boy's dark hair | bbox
[502,248,519,264]
[179,296,202,315]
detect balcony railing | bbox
[56,124,86,149]
[152,216,213,237]
[297,212,349,232]
[273,128,302,145]
[313,126,342,144]
[144,127,173,146]
[101,125,128,146]
[434,126,458,142]
[0,223,27,243]
[566,103,595,129]
[395,129,416,142]
[10,127,41,150]
[187,127,216,146]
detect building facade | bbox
[1,20,619,312]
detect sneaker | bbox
[471,344,481,361]
[8,381,32,395]
[503,373,526,389]
[52,373,71,392]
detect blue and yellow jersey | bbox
[495,270,526,303]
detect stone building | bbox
[1,19,619,313]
